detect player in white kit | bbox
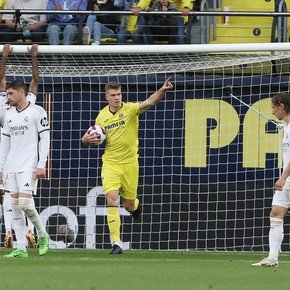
[0,56,50,258]
[252,92,290,267]
[0,44,39,250]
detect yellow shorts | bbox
[101,159,139,200]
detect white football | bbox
[88,125,106,145]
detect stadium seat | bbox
[210,0,289,44]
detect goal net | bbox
[2,43,290,251]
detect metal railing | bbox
[276,0,287,42]
[2,8,290,17]
[0,7,290,44]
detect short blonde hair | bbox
[105,82,122,94]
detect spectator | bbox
[117,0,150,44]
[82,0,122,45]
[129,0,192,44]
[0,0,47,44]
[170,0,192,44]
[46,0,87,45]
[141,0,178,44]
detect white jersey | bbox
[282,123,290,187]
[1,103,49,173]
[0,91,9,128]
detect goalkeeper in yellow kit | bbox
[82,78,173,254]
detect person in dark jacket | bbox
[141,0,178,44]
[82,0,122,45]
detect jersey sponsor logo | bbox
[104,120,125,131]
[40,117,48,127]
[10,125,28,136]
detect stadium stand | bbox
[0,0,289,44]
[208,0,289,44]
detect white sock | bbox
[268,217,284,262]
[3,193,13,233]
[113,241,122,248]
[18,197,46,237]
[26,197,35,233]
[11,198,27,251]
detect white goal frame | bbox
[7,42,290,54]
[1,42,290,251]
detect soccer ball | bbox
[88,125,106,145]
[56,224,75,243]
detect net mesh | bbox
[5,51,290,76]
[1,45,290,251]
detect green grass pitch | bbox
[0,248,289,290]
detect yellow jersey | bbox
[96,102,141,164]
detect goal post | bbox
[2,43,290,251]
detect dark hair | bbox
[6,80,27,95]
[272,92,290,114]
[105,82,122,94]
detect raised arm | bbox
[139,77,173,113]
[28,44,39,96]
[0,44,13,92]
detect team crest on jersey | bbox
[40,117,48,127]
[24,116,29,123]
[118,113,124,118]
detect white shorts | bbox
[6,172,37,195]
[272,189,290,209]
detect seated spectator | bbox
[117,0,150,44]
[82,0,121,45]
[46,0,87,45]
[0,0,47,44]
[140,0,178,44]
[129,0,192,44]
[170,0,192,44]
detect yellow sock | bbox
[133,198,139,211]
[107,206,121,242]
